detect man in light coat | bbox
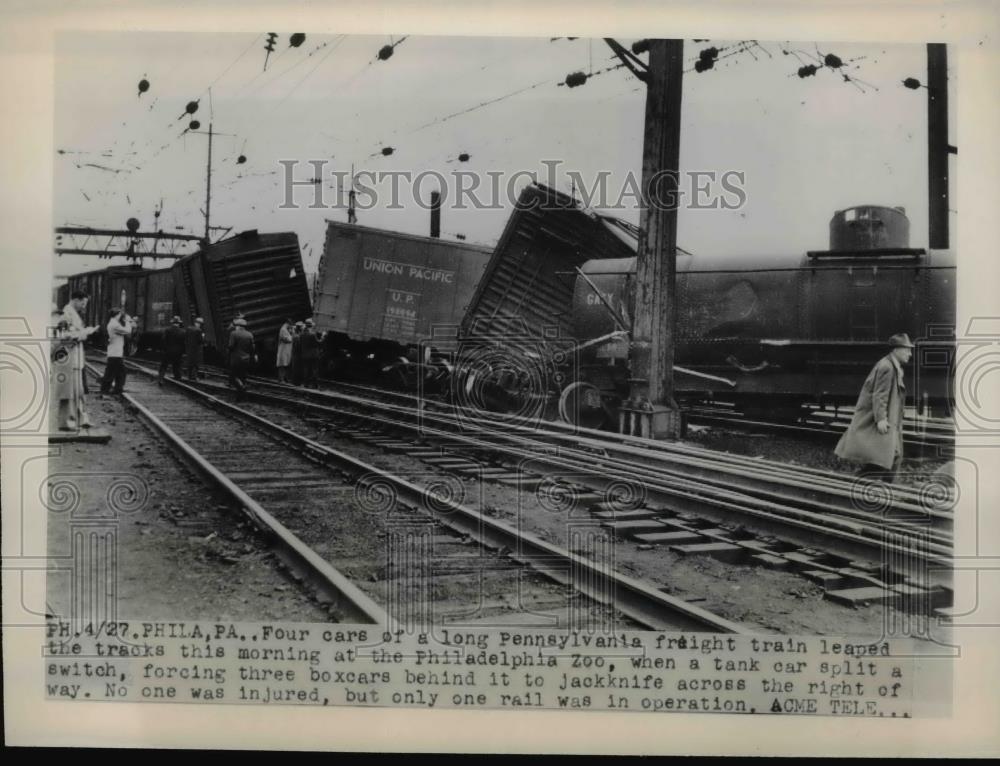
[100,308,135,396]
[54,291,99,430]
[834,333,915,482]
[276,319,294,383]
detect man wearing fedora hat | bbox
[299,318,320,388]
[835,332,915,482]
[185,316,205,382]
[228,316,256,399]
[158,315,187,385]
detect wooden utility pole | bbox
[620,38,685,439]
[927,43,949,249]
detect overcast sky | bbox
[53,32,954,278]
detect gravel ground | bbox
[46,384,332,623]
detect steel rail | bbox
[99,359,747,633]
[237,373,954,531]
[300,373,952,510]
[85,364,389,625]
[168,373,952,581]
[135,359,953,510]
[119,358,953,530]
[686,408,954,451]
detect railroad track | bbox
[87,358,745,633]
[119,358,955,613]
[685,403,954,453]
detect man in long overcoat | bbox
[299,318,320,388]
[54,291,99,430]
[834,333,915,481]
[185,317,205,381]
[228,317,256,400]
[276,319,294,383]
[159,316,187,383]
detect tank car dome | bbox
[829,205,909,251]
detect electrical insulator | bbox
[185,100,199,115]
[377,45,394,61]
[265,33,277,53]
[137,78,150,96]
[797,64,818,78]
[189,120,201,130]
[237,155,247,164]
[903,77,922,89]
[699,46,719,61]
[565,71,588,88]
[289,33,306,48]
[694,58,714,73]
[631,39,650,54]
[823,53,843,69]
[458,153,470,162]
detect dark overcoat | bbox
[228,327,256,364]
[185,326,205,364]
[834,354,905,469]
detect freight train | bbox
[565,208,955,426]
[312,220,491,384]
[55,230,312,366]
[456,184,956,426]
[55,264,177,351]
[53,185,956,429]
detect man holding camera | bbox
[100,307,135,396]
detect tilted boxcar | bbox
[172,230,311,365]
[459,182,637,343]
[312,220,491,356]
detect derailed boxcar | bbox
[454,182,637,417]
[172,230,311,365]
[460,182,636,342]
[312,220,491,363]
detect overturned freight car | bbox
[460,182,637,342]
[453,182,638,417]
[172,230,311,366]
[312,220,491,373]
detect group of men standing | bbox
[275,318,321,387]
[157,316,206,384]
[157,311,252,399]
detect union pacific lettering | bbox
[363,257,454,284]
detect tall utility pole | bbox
[620,39,685,440]
[927,43,950,250]
[204,122,214,245]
